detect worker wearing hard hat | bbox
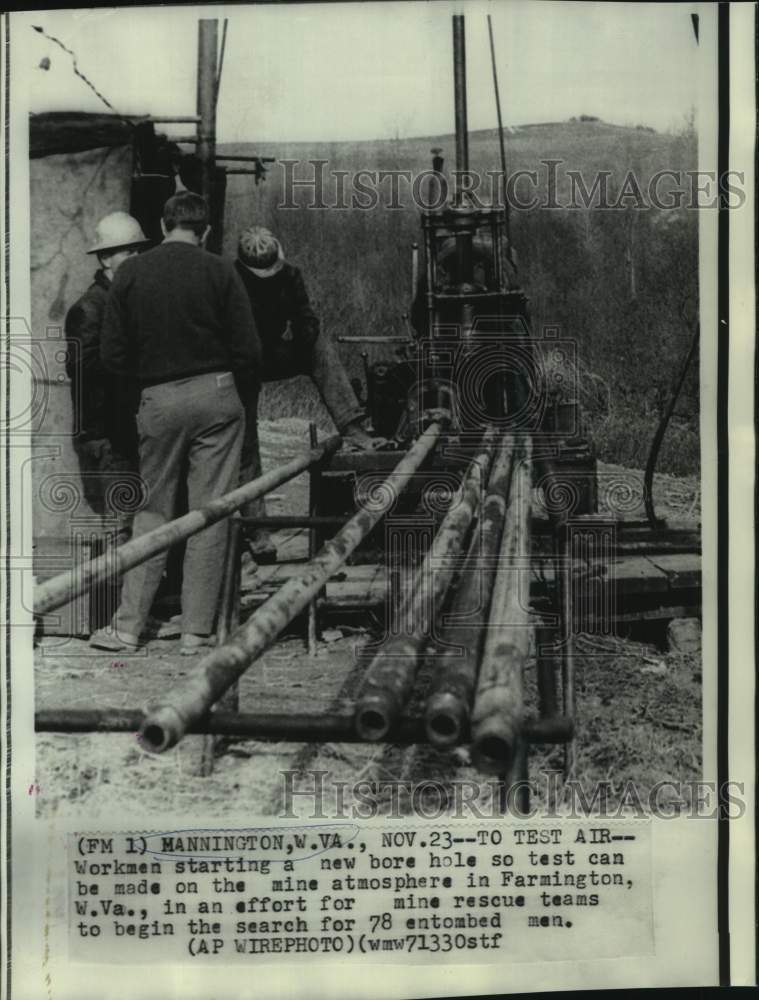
[235,226,382,563]
[65,211,151,540]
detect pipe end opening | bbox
[427,712,460,746]
[357,708,390,742]
[139,723,169,754]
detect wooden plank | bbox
[245,555,699,611]
[608,556,670,594]
[529,555,670,595]
[247,563,382,586]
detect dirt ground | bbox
[34,420,702,821]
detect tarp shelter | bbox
[30,112,137,634]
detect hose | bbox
[643,322,700,527]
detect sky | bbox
[17,2,702,143]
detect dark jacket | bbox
[65,269,138,459]
[234,261,319,379]
[101,242,261,393]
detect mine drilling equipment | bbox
[34,13,702,806]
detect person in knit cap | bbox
[65,211,151,540]
[234,225,382,563]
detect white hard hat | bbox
[86,212,150,254]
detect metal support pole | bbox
[200,518,242,776]
[135,116,201,125]
[216,154,277,163]
[452,15,469,205]
[196,19,218,207]
[307,422,319,657]
[139,425,442,754]
[535,622,559,718]
[34,435,341,616]
[559,525,577,777]
[411,242,419,299]
[496,740,530,817]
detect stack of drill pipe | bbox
[138,424,442,754]
[423,434,517,747]
[470,437,533,774]
[353,427,498,742]
[33,434,342,617]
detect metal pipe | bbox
[200,518,242,775]
[35,708,572,744]
[452,15,469,204]
[134,116,201,124]
[487,14,514,264]
[424,435,516,747]
[216,520,242,650]
[34,435,341,617]
[196,19,218,206]
[535,623,559,718]
[336,337,412,345]
[307,422,319,657]
[559,525,577,776]
[139,425,442,754]
[216,154,277,163]
[471,439,532,774]
[238,515,348,529]
[215,18,228,108]
[354,428,497,742]
[411,242,419,300]
[506,739,530,816]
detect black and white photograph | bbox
[28,0,707,817]
[2,1,756,996]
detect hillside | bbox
[214,119,699,474]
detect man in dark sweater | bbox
[65,212,151,539]
[234,226,379,561]
[91,192,261,653]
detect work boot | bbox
[153,613,182,639]
[89,627,140,652]
[244,529,278,565]
[180,633,215,656]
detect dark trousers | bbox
[112,372,244,639]
[73,437,138,536]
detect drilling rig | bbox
[35,12,701,806]
[304,14,597,784]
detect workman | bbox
[233,226,383,563]
[91,192,261,654]
[65,212,151,541]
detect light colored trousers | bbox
[239,332,362,518]
[113,371,244,639]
